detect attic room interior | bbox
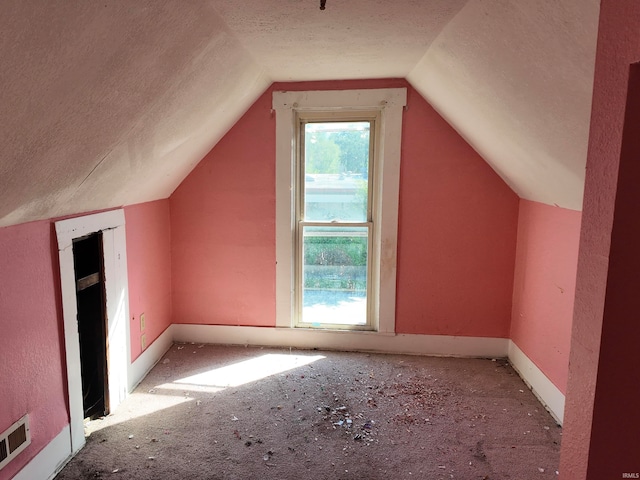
[1,0,639,478]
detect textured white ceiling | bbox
[408,0,600,211]
[0,0,599,227]
[0,1,270,227]
[210,0,468,81]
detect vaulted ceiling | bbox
[0,0,600,228]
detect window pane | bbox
[301,226,368,326]
[304,122,370,222]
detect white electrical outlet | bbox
[141,334,147,351]
[140,313,145,331]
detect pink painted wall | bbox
[395,86,518,337]
[510,200,581,394]
[559,1,640,478]
[170,82,278,326]
[0,221,68,480]
[170,79,519,336]
[0,202,172,478]
[125,200,172,361]
[585,63,640,477]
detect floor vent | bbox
[0,415,31,471]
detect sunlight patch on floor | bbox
[170,353,325,391]
[86,353,325,434]
[85,393,194,434]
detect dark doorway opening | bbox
[72,232,109,420]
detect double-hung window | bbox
[274,88,406,332]
[297,113,376,328]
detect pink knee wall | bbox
[0,221,68,480]
[0,203,172,478]
[511,200,581,394]
[124,200,172,361]
[170,79,519,336]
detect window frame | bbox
[296,113,377,330]
[273,88,406,333]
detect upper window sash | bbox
[297,114,377,225]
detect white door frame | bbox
[55,210,131,453]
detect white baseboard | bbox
[508,341,565,425]
[171,324,509,358]
[128,325,175,392]
[13,426,71,480]
[12,329,175,480]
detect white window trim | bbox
[273,88,406,333]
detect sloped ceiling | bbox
[408,0,600,211]
[0,1,270,228]
[0,0,599,228]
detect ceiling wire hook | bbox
[320,0,326,10]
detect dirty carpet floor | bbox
[55,344,562,480]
